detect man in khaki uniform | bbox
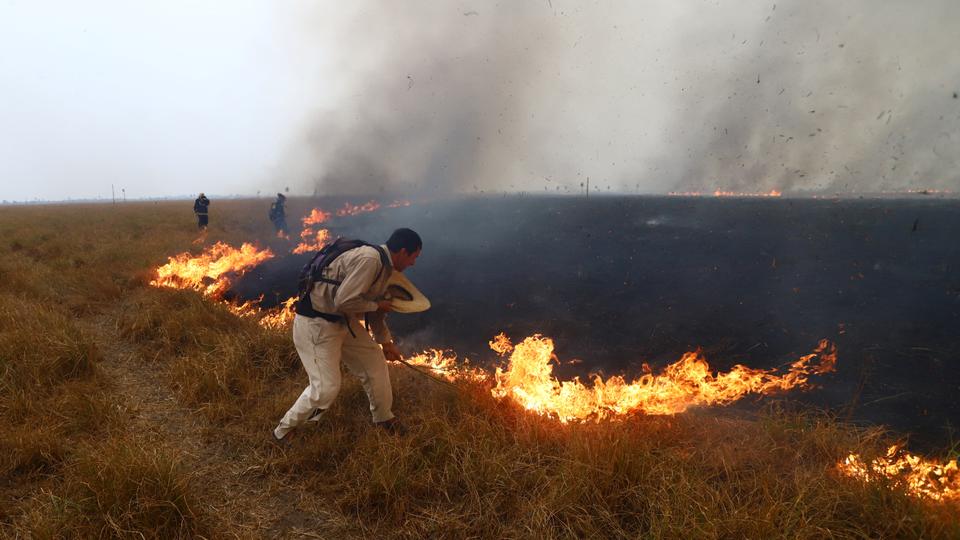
[273,228,422,440]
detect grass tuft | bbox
[16,440,211,539]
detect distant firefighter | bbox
[269,193,288,235]
[193,193,210,229]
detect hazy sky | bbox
[1,1,958,201]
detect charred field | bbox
[1,197,959,538]
[237,195,960,451]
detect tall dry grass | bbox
[1,199,958,538]
[15,440,211,539]
[0,202,221,537]
[260,372,959,538]
[0,292,110,481]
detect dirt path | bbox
[81,309,325,538]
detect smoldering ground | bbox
[279,1,960,198]
[232,195,960,451]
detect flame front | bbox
[398,349,488,382]
[295,209,334,254]
[293,228,331,255]
[336,200,381,216]
[713,189,782,198]
[259,296,298,329]
[302,208,332,226]
[294,200,408,254]
[150,242,274,299]
[668,190,783,198]
[838,446,960,502]
[489,334,837,422]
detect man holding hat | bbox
[273,228,423,440]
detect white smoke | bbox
[282,0,960,196]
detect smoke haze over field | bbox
[2,1,958,201]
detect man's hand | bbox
[381,341,402,361]
[377,300,394,313]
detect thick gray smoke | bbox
[284,1,960,196]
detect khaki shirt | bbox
[307,244,394,343]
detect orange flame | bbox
[490,334,836,422]
[668,190,782,198]
[294,208,334,254]
[397,349,488,382]
[150,242,274,299]
[293,200,411,254]
[489,332,514,356]
[259,296,298,329]
[293,228,331,255]
[336,200,381,217]
[397,332,836,421]
[302,208,332,226]
[838,445,960,502]
[713,190,782,198]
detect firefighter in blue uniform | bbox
[269,193,288,235]
[193,193,210,229]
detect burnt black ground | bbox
[233,195,960,451]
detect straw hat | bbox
[383,271,430,313]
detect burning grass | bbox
[488,333,837,421]
[1,199,958,537]
[839,445,959,502]
[263,372,960,538]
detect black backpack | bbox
[294,238,389,321]
[269,201,283,220]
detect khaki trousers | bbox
[275,314,394,437]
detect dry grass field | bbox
[1,199,958,538]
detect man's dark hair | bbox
[386,228,422,253]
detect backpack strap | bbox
[369,244,391,287]
[295,241,390,326]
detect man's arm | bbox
[366,310,393,345]
[332,256,382,314]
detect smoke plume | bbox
[283,1,960,196]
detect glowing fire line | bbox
[395,333,838,423]
[838,446,959,502]
[487,333,836,421]
[150,242,274,298]
[293,200,408,254]
[667,190,783,198]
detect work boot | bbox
[270,430,289,447]
[272,423,294,445]
[306,408,327,424]
[375,417,407,436]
